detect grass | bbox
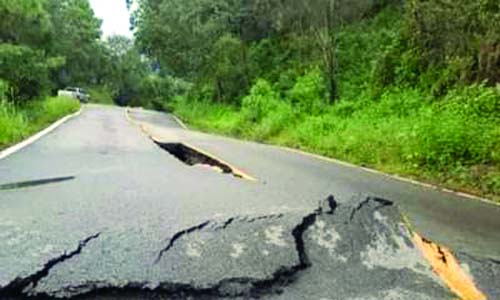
[88,86,114,105]
[0,96,80,150]
[171,85,500,202]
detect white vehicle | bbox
[57,87,90,103]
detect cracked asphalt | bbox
[0,105,499,299]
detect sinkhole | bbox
[154,141,253,180]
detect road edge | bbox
[0,107,83,161]
[278,146,499,207]
[172,114,188,130]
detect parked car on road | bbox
[57,87,90,103]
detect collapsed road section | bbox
[154,141,255,180]
[1,196,498,300]
[126,108,255,181]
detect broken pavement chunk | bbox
[3,196,497,300]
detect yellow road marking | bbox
[126,108,257,182]
[413,233,487,300]
[172,115,188,129]
[182,141,257,182]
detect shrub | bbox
[250,102,295,141]
[0,44,56,102]
[241,79,281,122]
[288,67,326,115]
[89,86,114,105]
[440,83,500,119]
[139,75,173,110]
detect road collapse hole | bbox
[413,233,487,300]
[154,142,246,179]
[0,176,76,191]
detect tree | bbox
[0,0,52,46]
[104,35,149,106]
[402,0,500,85]
[209,34,248,103]
[133,0,400,105]
[0,0,55,101]
[45,0,104,87]
[306,0,339,103]
[0,0,109,101]
[135,0,241,78]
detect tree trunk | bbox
[217,78,224,103]
[314,0,338,104]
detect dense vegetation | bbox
[131,0,499,200]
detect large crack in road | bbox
[155,220,212,263]
[1,233,100,298]
[62,208,320,300]
[1,196,498,300]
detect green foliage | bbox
[0,100,29,147]
[88,86,114,105]
[133,0,400,104]
[1,0,108,103]
[394,0,500,88]
[331,8,402,99]
[249,102,294,141]
[135,0,239,78]
[241,79,281,122]
[103,35,151,106]
[172,95,241,134]
[246,37,315,93]
[0,0,52,46]
[29,96,80,126]
[0,79,11,101]
[209,34,248,103]
[439,83,500,119]
[138,75,173,110]
[0,44,54,101]
[0,96,79,149]
[288,68,326,115]
[45,0,104,86]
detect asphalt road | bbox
[0,105,499,299]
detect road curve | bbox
[0,105,499,299]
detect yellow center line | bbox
[126,108,257,182]
[413,233,487,300]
